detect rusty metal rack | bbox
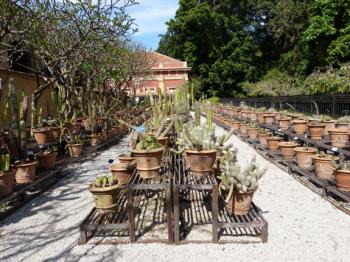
[171,153,268,243]
[79,152,173,244]
[213,116,350,215]
[0,134,125,221]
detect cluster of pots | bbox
[214,106,350,192]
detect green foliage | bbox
[0,153,10,172]
[135,135,162,151]
[94,175,117,188]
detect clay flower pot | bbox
[294,147,317,169]
[321,121,335,136]
[226,191,254,215]
[50,127,61,140]
[230,121,240,130]
[278,142,298,160]
[336,123,350,131]
[33,129,53,144]
[118,154,135,164]
[241,111,248,119]
[158,136,169,147]
[247,128,258,139]
[239,123,248,134]
[263,114,275,125]
[278,117,291,130]
[266,136,282,150]
[110,163,133,184]
[250,112,257,121]
[185,150,217,177]
[97,117,108,126]
[0,170,15,197]
[257,132,269,146]
[334,170,350,191]
[90,134,99,146]
[89,184,120,210]
[68,144,83,157]
[37,152,57,170]
[292,120,308,135]
[256,112,265,123]
[15,161,37,184]
[312,155,338,180]
[328,129,349,148]
[131,147,165,179]
[308,123,325,140]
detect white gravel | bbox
[1,124,350,262]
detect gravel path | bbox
[1,124,350,262]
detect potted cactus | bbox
[239,122,248,135]
[333,159,350,191]
[0,146,15,198]
[36,147,57,170]
[65,133,84,157]
[308,121,326,140]
[219,156,267,215]
[257,129,270,146]
[292,119,309,135]
[294,145,317,169]
[32,107,53,144]
[312,152,338,179]
[328,128,349,148]
[266,136,282,151]
[320,115,335,136]
[278,116,291,130]
[247,122,259,139]
[278,141,298,160]
[89,175,120,210]
[110,161,136,184]
[335,116,350,131]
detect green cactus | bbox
[0,153,10,172]
[94,175,117,188]
[194,102,201,127]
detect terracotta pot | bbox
[292,120,308,135]
[226,191,254,215]
[336,123,350,130]
[158,137,169,147]
[278,118,291,130]
[15,161,36,184]
[185,150,217,177]
[321,121,335,136]
[63,123,74,134]
[328,129,349,148]
[312,155,338,180]
[0,170,15,197]
[97,117,108,126]
[50,127,61,140]
[266,136,281,150]
[308,123,325,140]
[241,111,248,119]
[239,123,248,134]
[68,144,83,157]
[131,147,165,178]
[230,121,240,130]
[247,128,258,139]
[263,114,275,125]
[72,122,81,133]
[334,170,350,191]
[90,134,99,146]
[250,112,257,122]
[256,112,265,123]
[257,132,269,146]
[33,129,53,144]
[118,154,135,164]
[294,147,317,169]
[278,142,298,160]
[89,184,120,209]
[110,163,132,184]
[37,152,57,170]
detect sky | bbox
[128,0,179,50]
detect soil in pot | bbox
[294,147,317,169]
[334,170,350,191]
[68,144,83,157]
[308,123,326,140]
[278,118,291,130]
[15,161,37,184]
[226,191,254,215]
[247,128,258,139]
[328,129,349,148]
[33,129,53,144]
[278,142,298,160]
[0,170,15,197]
[37,152,57,170]
[185,150,217,177]
[131,147,165,179]
[312,155,338,180]
[292,120,308,135]
[89,184,120,210]
[266,136,281,150]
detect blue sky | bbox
[128,0,179,50]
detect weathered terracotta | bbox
[263,114,275,125]
[110,163,133,184]
[250,112,257,122]
[256,112,265,123]
[0,170,15,197]
[321,121,335,136]
[185,150,217,177]
[90,134,99,146]
[294,147,317,169]
[15,161,36,184]
[308,123,326,140]
[278,142,298,160]
[266,136,282,150]
[132,147,165,178]
[89,184,120,209]
[336,123,350,130]
[158,137,169,147]
[292,120,308,135]
[334,170,350,191]
[37,152,57,170]
[328,129,349,148]
[247,128,258,139]
[226,191,254,215]
[33,129,53,144]
[312,155,338,179]
[50,127,61,140]
[230,121,240,130]
[257,132,269,146]
[239,123,248,134]
[118,154,135,164]
[278,117,291,130]
[97,117,108,126]
[68,144,83,157]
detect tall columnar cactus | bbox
[194,102,201,127]
[206,102,213,128]
[0,153,10,172]
[0,79,9,132]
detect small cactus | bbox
[94,175,117,188]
